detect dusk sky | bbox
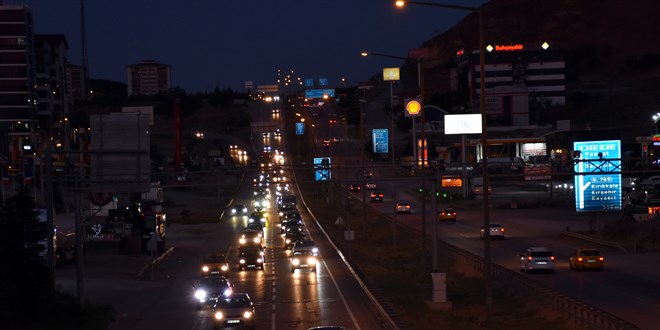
[14,0,487,93]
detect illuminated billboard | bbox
[444,114,482,135]
[573,140,622,212]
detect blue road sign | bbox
[304,78,314,87]
[304,89,335,99]
[372,128,389,153]
[314,157,331,181]
[319,78,328,86]
[295,122,304,135]
[573,140,622,212]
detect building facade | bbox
[453,43,566,127]
[126,60,171,96]
[34,34,69,133]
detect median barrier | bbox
[560,231,627,253]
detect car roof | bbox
[527,247,551,252]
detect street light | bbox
[395,0,493,323]
[360,51,407,175]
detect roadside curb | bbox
[137,246,175,279]
[560,231,628,253]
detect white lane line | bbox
[321,260,361,330]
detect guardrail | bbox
[560,231,628,253]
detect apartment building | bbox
[126,60,171,96]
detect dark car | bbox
[212,293,256,329]
[193,275,233,309]
[290,250,318,273]
[284,231,306,250]
[281,218,304,234]
[238,247,264,271]
[238,229,263,247]
[230,204,248,216]
[245,223,263,235]
[349,184,361,192]
[200,254,230,277]
[370,192,384,202]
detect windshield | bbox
[217,296,251,308]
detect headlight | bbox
[223,288,232,297]
[221,265,228,271]
[257,258,263,263]
[194,289,207,300]
[214,311,224,320]
[231,209,237,214]
[308,257,316,265]
[291,258,300,266]
[239,237,247,244]
[240,259,246,264]
[286,238,291,244]
[254,237,261,244]
[243,311,253,319]
[312,248,318,254]
[242,208,248,213]
[202,266,209,272]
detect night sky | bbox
[13,0,487,93]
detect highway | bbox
[302,99,660,330]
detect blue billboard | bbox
[304,78,314,87]
[314,157,331,181]
[372,129,389,153]
[304,89,335,99]
[319,78,328,86]
[295,122,304,135]
[573,140,622,212]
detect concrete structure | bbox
[34,34,69,132]
[126,60,171,96]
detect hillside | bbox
[396,0,660,138]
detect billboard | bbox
[295,122,304,135]
[444,114,482,135]
[573,140,622,212]
[383,68,400,81]
[372,129,389,153]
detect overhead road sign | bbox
[573,140,622,212]
[295,123,305,135]
[314,157,331,181]
[305,89,335,99]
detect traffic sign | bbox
[372,128,389,153]
[573,140,622,212]
[295,122,304,135]
[314,157,331,181]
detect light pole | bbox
[395,0,493,324]
[360,51,406,174]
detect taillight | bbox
[500,228,505,232]
[527,256,532,261]
[598,257,604,261]
[577,257,583,262]
[550,256,555,262]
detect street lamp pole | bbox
[395,1,492,324]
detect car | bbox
[238,247,264,270]
[363,169,373,178]
[480,223,505,239]
[262,132,270,138]
[284,231,306,250]
[349,184,361,192]
[245,223,263,235]
[230,204,248,216]
[272,109,280,114]
[248,210,267,223]
[200,254,230,277]
[274,130,281,137]
[569,248,604,270]
[438,208,457,222]
[238,229,263,246]
[365,182,377,190]
[322,139,330,148]
[193,275,233,309]
[292,239,319,256]
[370,192,384,202]
[290,250,318,273]
[329,119,337,125]
[212,293,256,329]
[520,247,555,273]
[332,137,340,143]
[395,201,412,214]
[282,221,304,236]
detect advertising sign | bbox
[573,140,622,212]
[383,68,400,81]
[444,114,482,134]
[372,129,389,153]
[404,98,422,117]
[314,157,331,181]
[295,122,304,135]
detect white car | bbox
[365,182,377,190]
[395,201,411,214]
[520,247,555,273]
[480,223,505,239]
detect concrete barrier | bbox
[560,231,628,253]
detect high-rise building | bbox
[34,34,69,133]
[65,62,85,101]
[0,4,37,123]
[126,60,171,96]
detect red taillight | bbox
[550,256,555,262]
[500,228,505,232]
[527,256,532,261]
[577,257,583,262]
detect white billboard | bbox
[444,114,482,135]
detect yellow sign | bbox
[441,177,463,188]
[405,99,422,116]
[382,68,400,81]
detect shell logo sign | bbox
[405,99,422,117]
